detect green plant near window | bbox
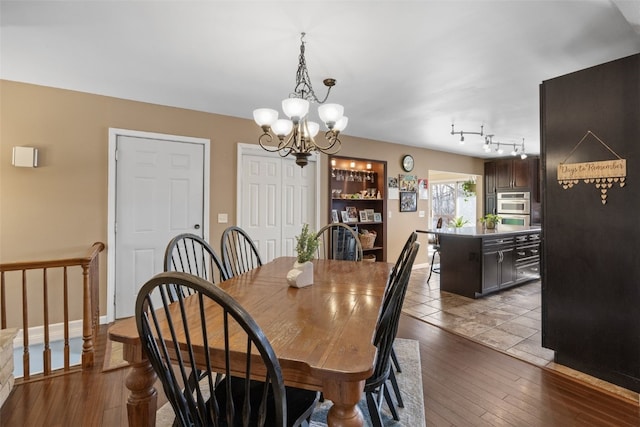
[295,224,319,263]
[449,216,470,228]
[461,179,476,200]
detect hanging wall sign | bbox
[557,131,627,205]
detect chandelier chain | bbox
[291,33,332,104]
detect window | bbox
[431,181,476,227]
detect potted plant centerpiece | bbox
[479,213,501,230]
[287,224,318,288]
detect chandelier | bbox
[253,33,347,167]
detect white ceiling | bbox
[2,1,639,158]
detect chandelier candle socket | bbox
[253,33,347,167]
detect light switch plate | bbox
[12,146,38,167]
[217,213,228,223]
[419,211,425,218]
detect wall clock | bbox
[402,154,414,172]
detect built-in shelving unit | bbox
[329,156,387,262]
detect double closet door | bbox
[238,145,318,262]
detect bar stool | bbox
[427,217,443,283]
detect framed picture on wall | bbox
[400,191,417,212]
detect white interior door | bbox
[281,160,316,256]
[112,133,208,319]
[240,154,282,261]
[238,145,318,262]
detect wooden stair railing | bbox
[0,242,105,381]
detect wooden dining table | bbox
[108,256,391,427]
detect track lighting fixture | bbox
[453,125,528,158]
[451,124,484,144]
[482,135,527,158]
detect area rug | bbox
[156,338,425,426]
[309,338,424,426]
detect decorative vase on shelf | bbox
[287,261,314,288]
[485,220,496,230]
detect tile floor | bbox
[403,268,554,366]
[402,266,640,404]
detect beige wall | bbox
[0,80,484,323]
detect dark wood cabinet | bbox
[484,161,496,195]
[485,195,497,216]
[329,156,387,262]
[482,237,516,293]
[515,233,541,282]
[484,157,540,219]
[438,228,540,298]
[484,162,497,215]
[495,158,532,191]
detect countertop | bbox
[417,225,542,238]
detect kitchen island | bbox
[418,225,541,298]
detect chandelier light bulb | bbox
[282,98,310,121]
[304,121,320,138]
[520,153,528,159]
[333,116,348,132]
[253,108,278,127]
[271,119,293,137]
[318,103,344,128]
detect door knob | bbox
[194,224,200,229]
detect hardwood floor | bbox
[2,317,639,426]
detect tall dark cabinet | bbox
[541,53,640,393]
[483,157,540,223]
[484,161,497,215]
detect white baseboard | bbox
[13,315,109,348]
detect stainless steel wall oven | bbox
[497,192,530,226]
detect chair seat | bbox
[215,376,320,427]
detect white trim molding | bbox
[106,128,211,322]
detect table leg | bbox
[323,379,365,427]
[124,357,158,427]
